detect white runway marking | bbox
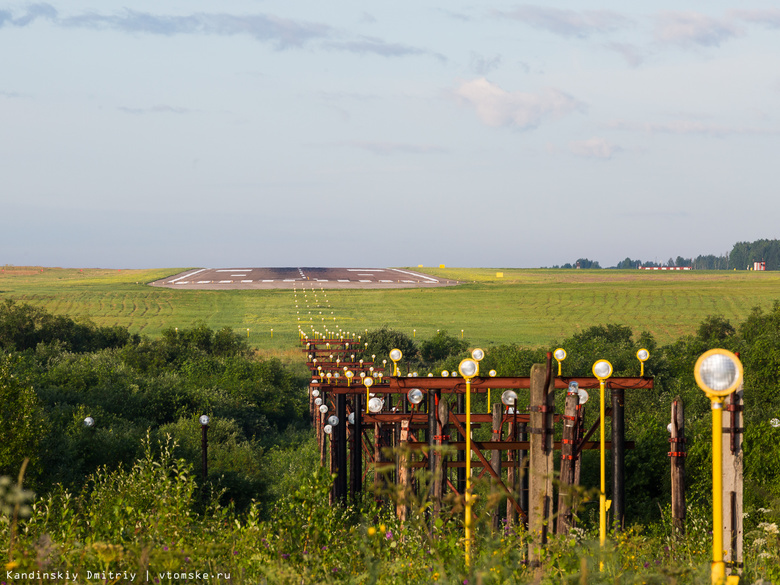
[380,280,393,283]
[392,268,438,283]
[262,279,274,282]
[338,279,349,282]
[169,268,207,283]
[347,269,384,272]
[176,281,189,284]
[241,280,253,283]
[219,280,233,283]
[197,280,211,284]
[217,269,252,272]
[283,279,295,282]
[359,279,371,282]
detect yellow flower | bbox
[380,524,387,532]
[6,561,19,570]
[368,527,377,536]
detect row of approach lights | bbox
[313,347,656,434]
[82,415,212,427]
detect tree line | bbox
[552,238,780,270]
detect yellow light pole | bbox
[458,357,479,567]
[363,376,374,414]
[592,359,613,558]
[487,369,497,414]
[694,349,743,585]
[389,348,402,377]
[636,348,650,376]
[554,348,566,376]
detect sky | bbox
[2,1,779,269]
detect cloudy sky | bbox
[2,1,779,269]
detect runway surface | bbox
[149,267,457,290]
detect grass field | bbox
[2,265,779,350]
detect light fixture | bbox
[592,359,613,557]
[348,412,355,425]
[368,397,384,413]
[199,415,210,426]
[324,424,333,435]
[693,348,743,585]
[771,418,780,428]
[319,404,328,414]
[84,416,95,427]
[327,415,339,426]
[389,348,402,376]
[407,388,424,405]
[554,348,566,376]
[457,357,479,566]
[637,348,650,376]
[314,397,323,406]
[441,370,449,377]
[501,390,518,406]
[471,348,485,361]
[363,376,374,413]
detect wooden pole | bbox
[556,387,580,535]
[528,359,554,568]
[506,406,516,528]
[670,398,686,534]
[722,387,744,570]
[351,394,363,501]
[397,419,410,522]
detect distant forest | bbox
[553,238,780,270]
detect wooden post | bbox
[506,407,516,528]
[335,393,347,502]
[457,393,466,495]
[556,386,580,535]
[351,394,363,501]
[397,419,410,522]
[491,402,503,532]
[428,390,440,526]
[528,360,554,567]
[670,398,686,534]
[722,388,744,569]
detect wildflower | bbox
[386,531,393,540]
[754,538,766,547]
[759,551,772,559]
[281,553,290,559]
[759,522,779,534]
[163,546,169,552]
[368,527,377,537]
[380,524,387,532]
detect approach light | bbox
[471,348,485,361]
[459,358,478,379]
[327,415,339,426]
[694,349,743,398]
[592,360,613,380]
[554,348,567,376]
[368,397,384,413]
[324,424,333,435]
[314,397,323,406]
[501,390,518,406]
[771,418,780,428]
[199,415,210,426]
[319,404,328,414]
[407,388,424,405]
[84,416,95,427]
[637,348,650,376]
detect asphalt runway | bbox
[149,267,457,290]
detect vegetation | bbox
[3,266,780,349]
[1,284,780,582]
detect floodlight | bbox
[319,405,328,414]
[368,397,384,413]
[407,388,424,405]
[84,416,95,427]
[327,415,339,426]
[471,348,485,361]
[578,389,589,405]
[501,390,518,406]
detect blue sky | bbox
[2,1,779,268]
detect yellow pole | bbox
[465,378,472,566]
[712,398,725,585]
[599,378,607,558]
[486,388,491,414]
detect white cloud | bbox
[608,119,779,136]
[454,78,582,130]
[495,5,630,38]
[568,138,617,159]
[730,9,780,29]
[654,11,742,47]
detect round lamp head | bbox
[83,416,95,427]
[346,371,354,378]
[348,412,355,425]
[441,370,449,377]
[471,348,485,361]
[314,397,323,406]
[694,349,743,398]
[368,397,384,413]
[637,348,650,362]
[770,418,780,428]
[319,404,329,414]
[489,369,497,377]
[199,415,210,426]
[407,388,424,405]
[363,376,374,388]
[389,348,402,362]
[554,348,567,361]
[667,423,673,434]
[577,389,589,405]
[458,358,478,379]
[324,424,333,435]
[592,360,613,380]
[501,390,518,406]
[327,415,339,426]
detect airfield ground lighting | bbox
[554,348,567,376]
[199,415,210,484]
[694,349,743,585]
[592,359,613,557]
[637,348,650,376]
[458,357,479,567]
[389,348,402,376]
[363,376,374,414]
[487,369,497,413]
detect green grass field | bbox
[2,265,778,350]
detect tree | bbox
[419,330,468,364]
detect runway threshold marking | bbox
[169,268,207,283]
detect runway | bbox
[148,267,457,289]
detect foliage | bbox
[361,326,418,365]
[730,238,780,270]
[419,329,468,364]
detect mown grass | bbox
[2,265,779,351]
